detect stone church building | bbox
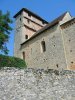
[14,8,75,70]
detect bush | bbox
[0,54,27,69]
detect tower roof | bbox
[13,8,48,23]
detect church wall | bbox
[61,20,75,70]
[21,24,67,69]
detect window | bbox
[20,18,21,21]
[42,21,45,24]
[41,41,46,52]
[27,19,30,23]
[28,13,31,17]
[25,35,28,39]
[22,52,25,60]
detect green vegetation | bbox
[0,10,12,54]
[0,54,27,69]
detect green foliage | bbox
[0,54,27,69]
[0,10,13,54]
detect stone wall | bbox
[14,10,47,58]
[61,19,75,70]
[21,24,67,69]
[0,68,75,100]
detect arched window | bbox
[41,41,46,52]
[25,35,28,39]
[22,51,25,60]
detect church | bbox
[14,8,75,70]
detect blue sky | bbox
[0,0,75,56]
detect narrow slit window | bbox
[42,21,45,24]
[28,13,31,17]
[25,35,28,39]
[27,19,30,23]
[41,41,46,52]
[20,18,21,21]
[22,52,25,60]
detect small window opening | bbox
[56,64,59,68]
[69,39,71,42]
[25,35,28,39]
[71,61,73,64]
[27,19,30,23]
[41,41,46,52]
[22,52,25,60]
[28,13,31,17]
[70,50,72,52]
[54,45,55,47]
[20,18,21,21]
[42,21,45,24]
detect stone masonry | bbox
[61,18,75,70]
[14,8,75,70]
[14,8,48,58]
[0,68,75,100]
[21,24,67,69]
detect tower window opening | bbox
[27,19,30,23]
[28,13,31,17]
[20,18,21,21]
[25,35,28,39]
[22,51,25,60]
[42,21,45,24]
[41,41,46,52]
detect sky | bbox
[0,0,75,56]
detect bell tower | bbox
[14,8,48,58]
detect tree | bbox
[0,10,12,54]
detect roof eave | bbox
[13,8,48,23]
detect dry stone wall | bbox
[0,68,75,100]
